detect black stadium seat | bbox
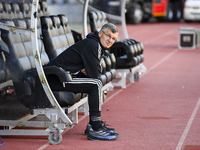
[3,3,15,20]
[11,3,23,19]
[1,19,76,108]
[41,16,70,59]
[88,11,146,89]
[89,11,144,69]
[0,2,7,19]
[41,15,114,85]
[19,3,31,18]
[57,14,81,44]
[40,1,50,17]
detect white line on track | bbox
[141,48,178,77]
[175,97,200,150]
[37,143,49,150]
[143,29,176,45]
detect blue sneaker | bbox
[87,128,119,141]
[84,121,116,135]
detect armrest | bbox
[110,41,134,63]
[22,66,72,83]
[43,66,72,82]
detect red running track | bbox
[1,21,200,150]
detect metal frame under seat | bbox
[112,63,147,89]
[0,81,113,136]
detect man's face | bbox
[99,29,118,49]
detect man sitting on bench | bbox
[48,23,119,141]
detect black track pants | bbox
[64,77,103,117]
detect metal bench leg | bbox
[121,72,127,89]
[128,71,134,83]
[70,109,78,124]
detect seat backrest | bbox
[1,19,49,72]
[89,11,108,32]
[130,39,144,55]
[11,3,23,19]
[19,3,31,18]
[37,6,43,36]
[58,14,75,46]
[40,1,50,16]
[41,16,68,59]
[50,15,70,49]
[37,3,44,18]
[101,11,108,26]
[0,2,7,20]
[88,11,98,32]
[95,12,103,31]
[3,3,15,20]
[105,50,116,69]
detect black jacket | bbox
[50,31,105,79]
